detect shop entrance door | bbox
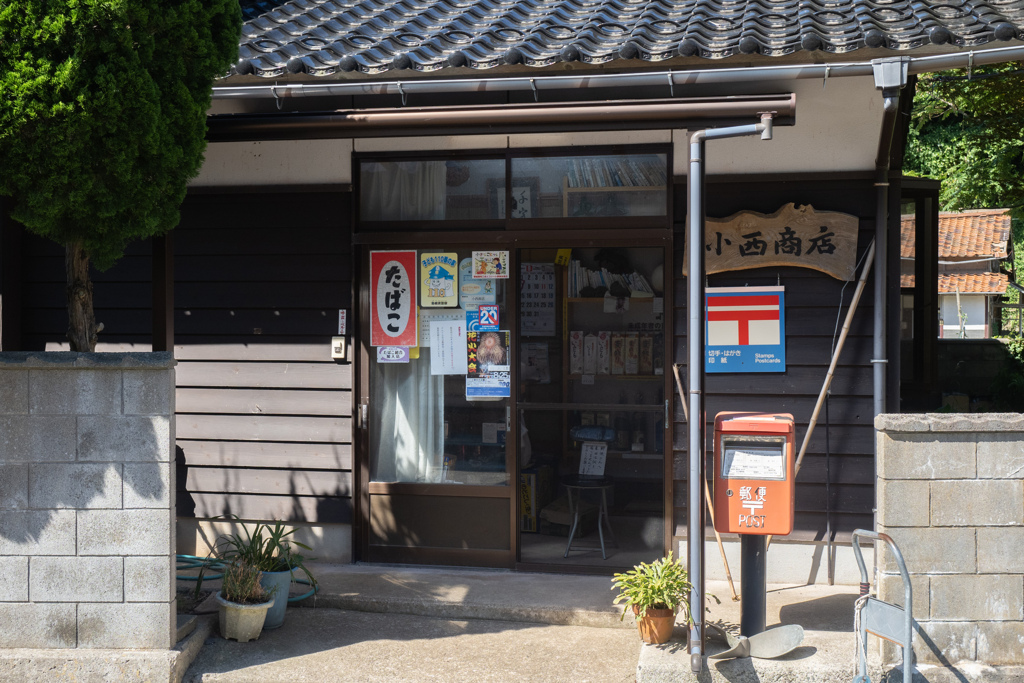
[516,245,670,571]
[358,245,517,568]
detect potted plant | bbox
[611,552,699,645]
[216,561,275,642]
[208,518,318,630]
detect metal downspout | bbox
[687,113,774,673]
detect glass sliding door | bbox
[517,246,669,570]
[363,246,515,567]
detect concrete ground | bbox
[178,562,883,682]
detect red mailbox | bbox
[713,412,795,536]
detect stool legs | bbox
[563,488,580,558]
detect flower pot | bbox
[216,591,274,642]
[260,569,292,629]
[633,605,676,645]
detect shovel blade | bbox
[746,624,805,659]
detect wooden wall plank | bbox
[190,492,352,524]
[175,255,351,282]
[174,310,342,337]
[176,362,351,389]
[174,342,332,362]
[187,467,352,496]
[176,282,350,308]
[177,414,351,442]
[179,440,352,470]
[177,387,352,416]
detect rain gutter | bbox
[210,44,1024,101]
[205,94,795,142]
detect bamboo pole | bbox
[672,363,739,601]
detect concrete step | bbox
[176,614,197,643]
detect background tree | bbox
[905,62,1024,335]
[0,1,241,350]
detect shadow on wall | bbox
[0,416,166,544]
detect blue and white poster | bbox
[705,286,785,373]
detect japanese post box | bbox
[713,412,795,536]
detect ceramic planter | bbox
[260,569,292,629]
[633,605,676,645]
[216,592,274,642]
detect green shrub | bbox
[221,561,272,606]
[611,552,697,622]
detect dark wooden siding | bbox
[672,177,878,543]
[19,234,153,352]
[174,191,354,525]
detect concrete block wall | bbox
[875,413,1024,667]
[0,353,176,650]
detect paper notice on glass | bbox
[430,320,468,375]
[419,308,465,347]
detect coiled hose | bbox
[176,554,318,602]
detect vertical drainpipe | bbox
[870,59,909,533]
[687,113,774,673]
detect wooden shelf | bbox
[564,185,665,193]
[519,402,663,412]
[566,297,657,303]
[568,374,663,380]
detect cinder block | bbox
[78,416,171,462]
[29,463,123,509]
[877,571,928,622]
[977,622,1024,665]
[0,464,28,510]
[0,511,76,556]
[0,557,29,601]
[123,463,171,509]
[125,556,174,602]
[876,479,930,527]
[123,369,174,416]
[931,480,1024,526]
[876,432,976,480]
[29,368,121,415]
[78,509,171,556]
[875,414,932,432]
[0,603,77,648]
[0,416,76,462]
[30,556,123,602]
[978,436,1024,479]
[931,575,1023,621]
[876,527,976,574]
[78,602,173,649]
[0,370,28,415]
[902,621,977,666]
[978,527,1024,573]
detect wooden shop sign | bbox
[685,203,860,281]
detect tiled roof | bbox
[900,208,1012,260]
[231,0,1024,78]
[902,271,1010,294]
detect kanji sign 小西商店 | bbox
[684,203,859,281]
[371,251,417,347]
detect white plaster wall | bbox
[674,76,884,176]
[940,294,989,338]
[191,139,354,186]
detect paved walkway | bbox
[179,562,874,682]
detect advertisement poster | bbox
[429,320,468,375]
[472,251,509,279]
[459,258,497,307]
[705,286,786,373]
[466,330,511,398]
[520,263,555,336]
[370,251,417,347]
[420,252,459,307]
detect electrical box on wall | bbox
[331,336,348,361]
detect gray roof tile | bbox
[233,0,1024,78]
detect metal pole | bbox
[740,535,767,637]
[687,113,773,673]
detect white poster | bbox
[429,320,468,375]
[419,308,465,347]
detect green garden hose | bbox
[176,554,319,602]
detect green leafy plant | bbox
[194,517,318,600]
[221,561,272,606]
[612,552,706,623]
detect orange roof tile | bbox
[900,208,1011,259]
[903,272,1010,294]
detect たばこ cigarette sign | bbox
[371,251,417,347]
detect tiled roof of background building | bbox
[902,271,1010,294]
[901,208,1012,260]
[231,0,1024,78]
